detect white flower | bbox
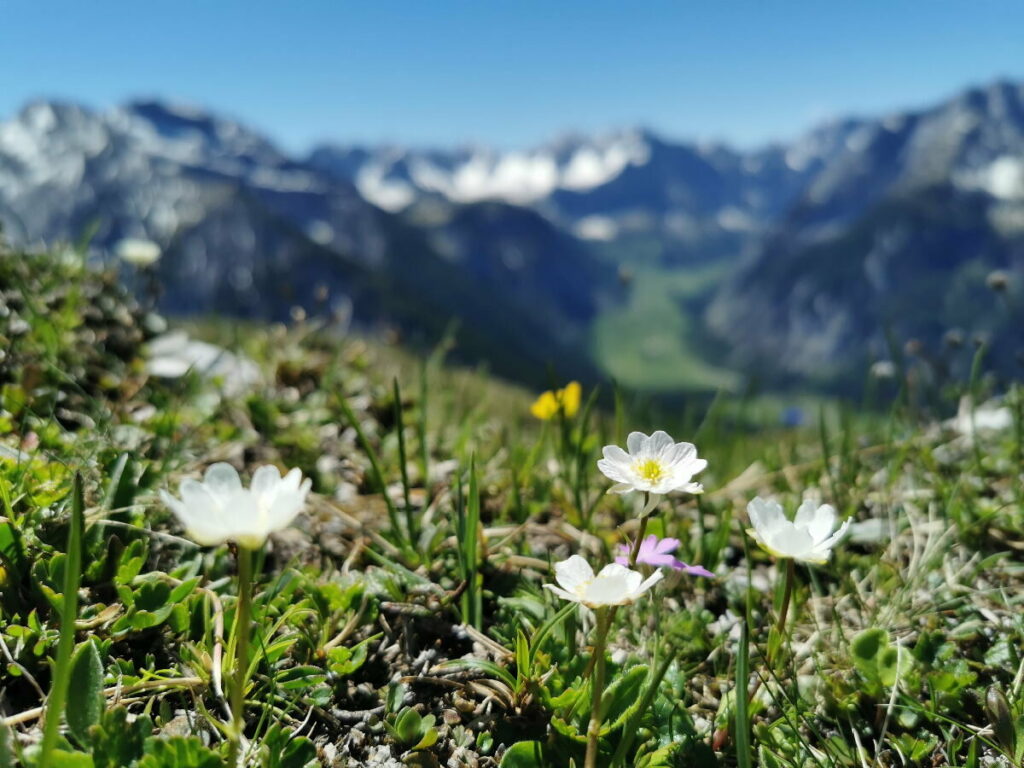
[160,463,311,548]
[116,238,162,267]
[543,554,663,609]
[746,497,850,564]
[948,396,1013,438]
[597,430,706,496]
[870,360,897,379]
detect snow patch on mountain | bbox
[957,156,1024,200]
[339,131,653,211]
[574,215,618,241]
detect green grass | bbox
[3,244,1024,768]
[591,264,739,393]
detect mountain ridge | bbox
[3,79,1024,391]
[0,98,615,387]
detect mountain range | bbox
[1,80,1023,391]
[0,100,618,385]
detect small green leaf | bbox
[91,708,151,768]
[476,731,494,755]
[102,453,138,516]
[275,666,327,691]
[115,540,147,584]
[877,646,900,687]
[411,724,438,752]
[168,577,199,604]
[550,715,587,744]
[44,750,95,768]
[515,629,530,682]
[262,724,318,768]
[386,707,426,749]
[600,664,649,734]
[437,658,516,689]
[139,736,223,768]
[327,634,379,678]
[0,719,15,768]
[66,639,105,745]
[851,628,886,667]
[499,741,547,767]
[756,746,784,768]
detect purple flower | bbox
[616,535,714,578]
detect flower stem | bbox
[628,492,658,564]
[228,546,254,767]
[774,559,796,648]
[628,516,649,566]
[584,607,611,768]
[748,558,796,706]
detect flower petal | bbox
[647,431,674,456]
[747,497,785,533]
[684,458,708,476]
[267,491,306,533]
[159,489,186,521]
[202,463,242,500]
[543,584,580,603]
[653,537,680,554]
[762,524,815,559]
[676,561,715,578]
[635,569,664,596]
[643,552,679,567]
[597,458,633,485]
[606,482,635,494]
[626,431,648,457]
[180,479,219,517]
[666,442,696,464]
[531,391,557,420]
[251,465,282,497]
[806,504,837,544]
[817,516,851,552]
[559,381,582,417]
[586,568,637,606]
[554,555,593,591]
[596,562,636,581]
[793,499,817,528]
[601,445,631,465]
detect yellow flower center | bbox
[572,579,593,598]
[635,458,666,484]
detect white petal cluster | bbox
[544,554,663,609]
[948,396,1014,438]
[597,430,706,496]
[116,237,161,267]
[746,497,850,564]
[160,463,311,549]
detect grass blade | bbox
[456,457,482,629]
[337,394,404,547]
[39,472,86,762]
[393,377,415,544]
[735,617,752,768]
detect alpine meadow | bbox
[3,5,1024,767]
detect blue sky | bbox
[2,1,1022,151]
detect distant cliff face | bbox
[708,186,1024,389]
[707,82,1024,388]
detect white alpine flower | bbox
[544,554,663,609]
[160,463,311,549]
[746,497,850,564]
[116,238,161,267]
[597,430,706,496]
